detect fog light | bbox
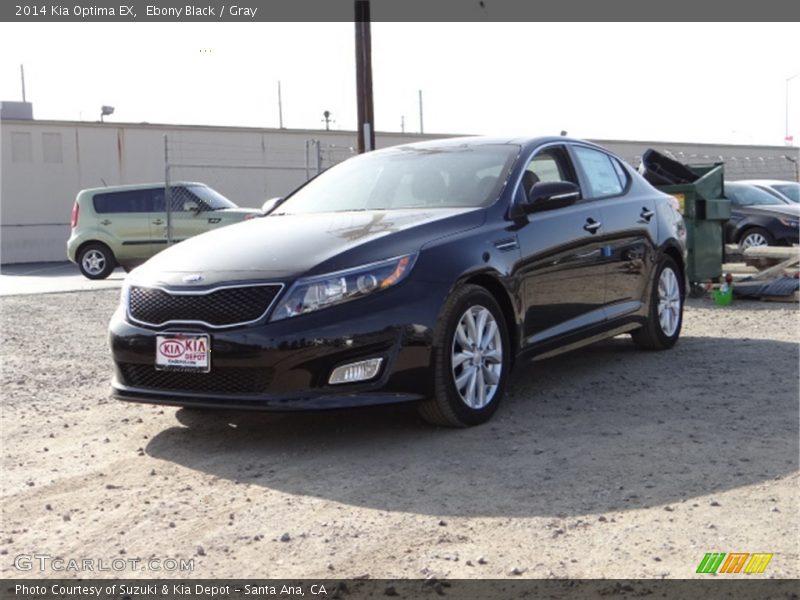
[328,358,383,385]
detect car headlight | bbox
[270,254,417,321]
[778,217,799,228]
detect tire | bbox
[77,242,116,280]
[417,284,511,427]
[738,227,773,250]
[632,256,684,351]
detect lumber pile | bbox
[719,245,799,303]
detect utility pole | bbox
[277,81,284,128]
[354,0,375,153]
[418,89,424,134]
[20,65,26,102]
[786,72,800,145]
[322,110,333,131]
[401,115,405,133]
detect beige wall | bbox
[2,119,798,264]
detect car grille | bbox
[128,284,282,327]
[119,363,274,395]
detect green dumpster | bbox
[640,150,731,295]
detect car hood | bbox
[738,204,800,218]
[214,207,262,216]
[131,208,483,286]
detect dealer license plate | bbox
[155,334,210,372]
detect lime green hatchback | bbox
[67,182,261,279]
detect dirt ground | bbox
[1,290,798,580]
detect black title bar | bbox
[2,0,800,22]
[3,579,798,600]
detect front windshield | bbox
[187,185,237,210]
[276,144,519,214]
[771,183,799,202]
[726,183,788,206]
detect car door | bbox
[569,145,657,318]
[92,189,155,261]
[514,144,608,348]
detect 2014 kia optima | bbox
[109,136,687,427]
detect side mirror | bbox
[524,181,580,213]
[183,200,200,212]
[261,197,283,215]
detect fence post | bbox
[304,139,310,181]
[164,134,173,245]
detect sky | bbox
[1,22,799,146]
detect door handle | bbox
[640,207,655,222]
[152,219,164,225]
[100,219,112,226]
[583,218,601,234]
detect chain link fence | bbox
[159,134,798,244]
[163,136,351,244]
[618,148,799,181]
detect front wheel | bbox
[739,227,773,250]
[417,285,510,427]
[632,256,684,350]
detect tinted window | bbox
[611,157,630,188]
[275,144,519,214]
[573,146,624,198]
[770,183,799,202]
[726,184,787,206]
[93,189,155,213]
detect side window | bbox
[93,190,153,214]
[573,146,625,199]
[611,157,630,189]
[151,189,166,212]
[521,146,577,198]
[170,186,207,212]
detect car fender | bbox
[67,228,119,262]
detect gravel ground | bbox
[1,290,798,580]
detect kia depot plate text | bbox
[155,334,210,372]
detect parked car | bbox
[738,179,800,203]
[724,181,800,249]
[67,182,261,279]
[109,136,687,427]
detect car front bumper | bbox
[109,279,447,410]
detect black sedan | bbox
[724,182,800,249]
[110,136,687,427]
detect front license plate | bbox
[155,334,210,372]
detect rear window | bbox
[573,146,625,198]
[726,184,786,206]
[771,183,799,202]
[93,189,157,214]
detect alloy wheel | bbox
[451,305,503,409]
[82,249,106,275]
[740,232,768,249]
[657,267,681,337]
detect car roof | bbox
[737,179,799,185]
[381,135,607,153]
[79,181,207,194]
